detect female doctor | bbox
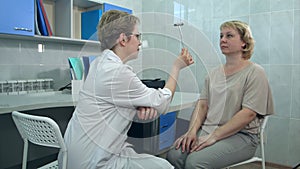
[58,10,194,169]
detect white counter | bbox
[0,91,200,114]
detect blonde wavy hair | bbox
[220,20,255,59]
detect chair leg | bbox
[62,152,67,169]
[22,139,28,169]
[260,125,266,169]
[293,162,300,169]
[261,140,266,169]
[261,149,266,169]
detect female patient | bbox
[58,10,194,169]
[167,20,274,169]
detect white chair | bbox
[12,111,67,169]
[226,116,269,169]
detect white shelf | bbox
[0,33,100,45]
[73,0,102,8]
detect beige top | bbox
[200,63,274,134]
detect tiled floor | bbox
[231,163,291,169]
[9,154,291,169]
[231,163,271,169]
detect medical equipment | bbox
[174,22,184,48]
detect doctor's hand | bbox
[137,107,158,120]
[174,48,194,70]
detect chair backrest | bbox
[261,116,268,130]
[259,116,269,140]
[12,111,67,152]
[226,115,270,169]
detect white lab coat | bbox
[59,50,174,169]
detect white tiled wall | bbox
[0,38,100,90]
[0,0,299,167]
[141,0,300,167]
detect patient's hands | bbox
[137,107,158,120]
[174,132,218,153]
[174,131,197,153]
[190,133,217,152]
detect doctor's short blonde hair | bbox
[97,10,140,51]
[220,20,255,60]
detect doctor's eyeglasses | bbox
[128,33,142,41]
